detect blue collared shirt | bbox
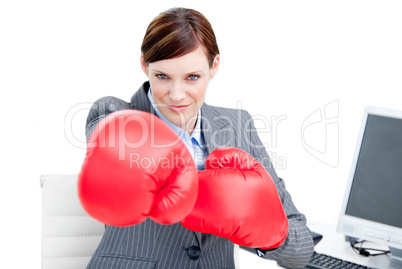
[147,89,206,171]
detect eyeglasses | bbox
[350,239,391,257]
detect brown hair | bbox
[141,7,219,67]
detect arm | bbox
[244,111,314,268]
[85,96,130,141]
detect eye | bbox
[188,75,200,81]
[156,74,167,79]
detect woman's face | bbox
[141,46,219,134]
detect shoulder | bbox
[85,96,130,140]
[87,96,130,121]
[91,96,130,113]
[201,103,251,121]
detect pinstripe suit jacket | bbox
[85,81,314,269]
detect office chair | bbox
[41,174,105,269]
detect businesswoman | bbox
[82,7,314,269]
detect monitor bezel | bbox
[337,106,402,250]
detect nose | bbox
[169,81,186,103]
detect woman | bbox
[84,7,314,269]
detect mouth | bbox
[167,104,190,112]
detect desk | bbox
[308,223,372,266]
[236,223,372,268]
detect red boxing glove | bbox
[78,110,198,227]
[181,147,288,249]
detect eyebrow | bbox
[152,69,205,75]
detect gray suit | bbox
[85,81,314,269]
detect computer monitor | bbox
[337,106,402,269]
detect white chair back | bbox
[41,174,105,269]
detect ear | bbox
[140,54,149,77]
[210,54,220,78]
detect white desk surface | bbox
[308,223,372,266]
[236,223,373,268]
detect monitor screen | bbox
[337,106,402,269]
[345,114,402,228]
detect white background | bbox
[1,0,401,267]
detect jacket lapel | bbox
[129,81,155,115]
[201,103,231,155]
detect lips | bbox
[167,104,190,112]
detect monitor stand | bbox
[368,247,402,269]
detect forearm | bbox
[262,215,313,268]
[252,163,314,267]
[240,214,313,268]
